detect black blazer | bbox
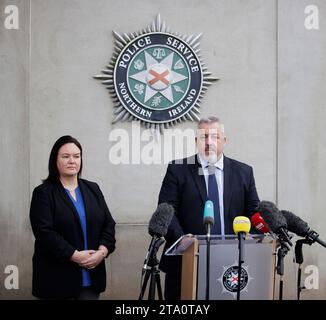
[158,154,260,274]
[30,178,116,299]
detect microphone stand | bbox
[295,238,312,300]
[139,237,165,300]
[237,232,245,301]
[205,224,211,300]
[295,230,326,300]
[276,239,291,300]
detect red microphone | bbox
[251,212,270,233]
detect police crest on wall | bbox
[94,14,218,133]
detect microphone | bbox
[233,216,251,261]
[203,200,215,300]
[143,203,174,271]
[233,216,251,236]
[250,212,270,234]
[281,210,326,248]
[203,200,214,237]
[233,216,251,300]
[148,202,174,237]
[257,201,293,248]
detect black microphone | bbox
[257,201,293,248]
[143,203,174,271]
[281,210,326,248]
[148,202,174,237]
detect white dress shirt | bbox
[198,153,225,235]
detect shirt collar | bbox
[198,153,224,171]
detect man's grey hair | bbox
[197,116,225,133]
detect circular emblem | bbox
[94,14,218,131]
[222,266,249,292]
[114,33,202,123]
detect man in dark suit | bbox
[158,116,260,300]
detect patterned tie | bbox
[207,165,221,234]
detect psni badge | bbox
[217,262,253,298]
[95,14,218,132]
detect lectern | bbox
[165,235,277,300]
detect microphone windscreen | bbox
[257,201,287,233]
[233,216,251,235]
[281,210,310,237]
[203,200,214,225]
[148,203,174,237]
[250,212,270,233]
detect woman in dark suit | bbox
[30,135,116,299]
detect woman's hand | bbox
[70,246,109,269]
[78,250,105,269]
[70,250,96,264]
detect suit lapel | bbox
[223,156,233,217]
[189,155,207,203]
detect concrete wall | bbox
[0,0,325,299]
[278,0,326,300]
[0,0,31,299]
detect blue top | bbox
[65,186,91,287]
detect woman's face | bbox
[56,143,81,178]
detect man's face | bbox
[196,122,227,163]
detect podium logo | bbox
[223,266,248,292]
[218,263,253,297]
[94,14,218,133]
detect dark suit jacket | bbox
[158,154,260,274]
[29,178,116,299]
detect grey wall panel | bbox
[0,0,31,299]
[29,0,276,223]
[103,224,165,300]
[278,0,326,299]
